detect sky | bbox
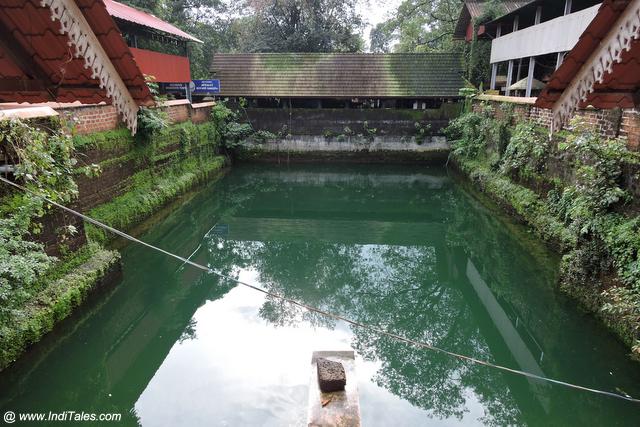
[358,0,405,50]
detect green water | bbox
[1,164,640,426]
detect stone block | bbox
[317,357,346,392]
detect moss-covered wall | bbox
[0,120,227,372]
[243,105,462,136]
[449,103,640,356]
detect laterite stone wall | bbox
[473,98,637,149]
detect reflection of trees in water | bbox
[203,234,522,425]
[178,318,197,343]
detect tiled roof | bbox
[0,0,152,107]
[536,0,640,111]
[209,53,465,98]
[454,1,533,39]
[104,0,202,43]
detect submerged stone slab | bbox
[317,358,346,392]
[308,351,360,427]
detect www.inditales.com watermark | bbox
[3,411,122,424]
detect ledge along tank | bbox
[1,163,640,426]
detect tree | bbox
[122,0,238,79]
[371,0,507,86]
[370,0,463,53]
[235,0,364,52]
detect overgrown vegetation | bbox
[0,118,111,369]
[210,101,277,150]
[0,119,91,326]
[0,244,119,371]
[136,77,169,144]
[447,105,640,355]
[0,113,226,370]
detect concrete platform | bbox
[307,351,360,427]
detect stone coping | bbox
[477,94,538,105]
[0,106,58,121]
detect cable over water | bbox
[2,175,639,404]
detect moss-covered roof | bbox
[209,53,465,98]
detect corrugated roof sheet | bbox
[210,53,465,98]
[0,0,152,106]
[104,0,202,43]
[536,0,639,110]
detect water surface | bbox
[1,164,640,426]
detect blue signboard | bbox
[191,79,221,94]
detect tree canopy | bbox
[370,0,463,53]
[235,0,364,53]
[122,0,365,78]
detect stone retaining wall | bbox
[473,96,639,150]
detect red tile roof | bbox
[0,0,152,107]
[454,1,533,39]
[536,0,639,110]
[104,0,202,43]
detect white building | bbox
[486,0,602,97]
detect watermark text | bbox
[3,411,121,424]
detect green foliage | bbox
[136,107,169,143]
[601,286,640,353]
[0,217,52,317]
[0,119,93,325]
[0,118,110,365]
[451,109,640,351]
[0,244,120,371]
[414,122,431,143]
[446,103,513,159]
[136,77,169,144]
[363,121,377,142]
[210,102,254,149]
[446,110,488,158]
[600,216,640,287]
[323,129,336,141]
[370,0,461,53]
[499,122,550,179]
[458,158,576,250]
[236,0,364,53]
[550,120,638,236]
[252,130,277,144]
[73,128,132,151]
[459,86,479,112]
[1,119,78,203]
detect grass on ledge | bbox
[86,155,226,243]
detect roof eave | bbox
[485,0,541,26]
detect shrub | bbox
[499,122,550,179]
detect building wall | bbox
[490,4,600,63]
[54,101,215,134]
[57,104,121,135]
